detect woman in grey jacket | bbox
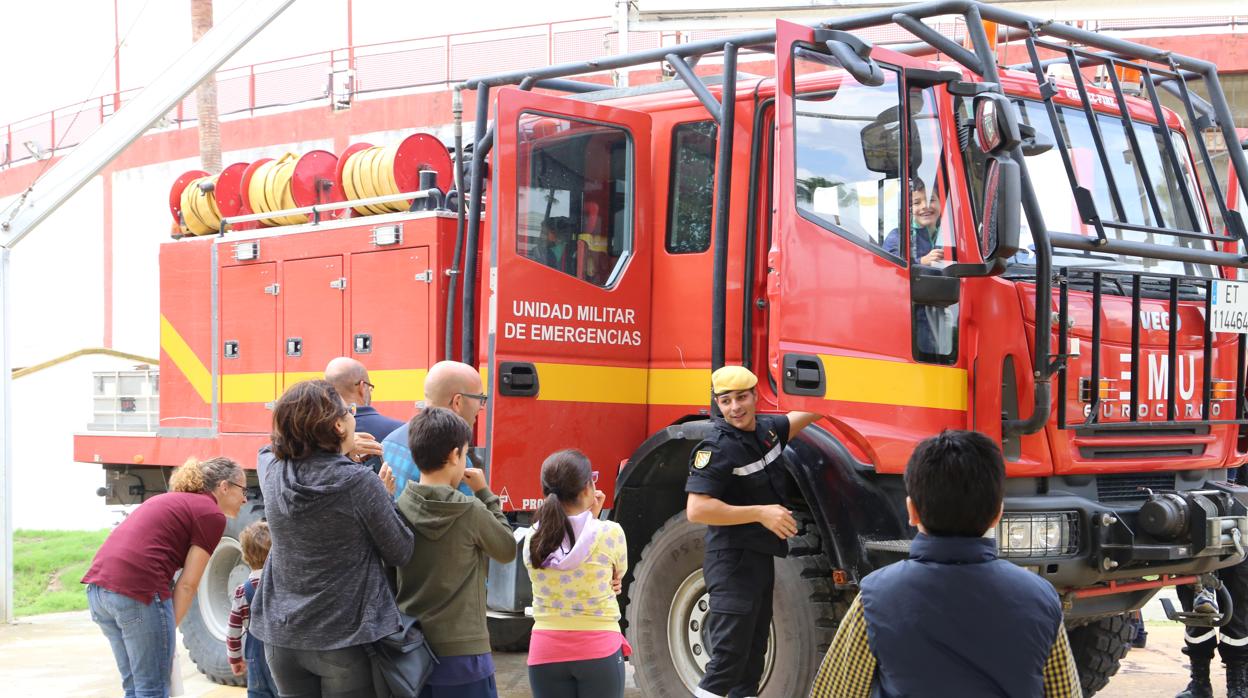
[250,379,414,697]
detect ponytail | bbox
[530,493,573,568]
[528,449,594,569]
[169,456,243,493]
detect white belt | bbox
[733,442,782,476]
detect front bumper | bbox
[1002,481,1248,601]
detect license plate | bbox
[1211,280,1248,334]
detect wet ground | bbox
[0,597,1227,697]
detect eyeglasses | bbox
[358,380,376,390]
[227,481,246,492]
[346,403,358,416]
[458,392,489,405]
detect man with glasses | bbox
[384,361,487,498]
[326,357,404,473]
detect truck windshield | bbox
[1003,99,1215,277]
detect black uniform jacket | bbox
[685,413,791,557]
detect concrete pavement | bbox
[0,603,1222,697]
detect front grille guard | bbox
[1054,268,1248,431]
[451,1,1248,435]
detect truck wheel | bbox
[488,612,533,652]
[627,512,847,697]
[181,496,264,686]
[1067,613,1133,696]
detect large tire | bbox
[488,612,533,652]
[626,512,848,697]
[1068,613,1133,697]
[181,495,265,686]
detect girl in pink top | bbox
[523,450,629,698]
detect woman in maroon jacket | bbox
[82,456,246,698]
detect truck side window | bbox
[516,113,633,287]
[793,56,903,263]
[908,86,958,364]
[667,121,717,253]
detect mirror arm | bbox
[812,29,885,87]
[943,259,1008,278]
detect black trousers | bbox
[697,548,776,698]
[1179,557,1248,663]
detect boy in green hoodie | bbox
[394,407,517,698]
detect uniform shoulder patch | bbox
[693,450,712,470]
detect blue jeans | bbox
[247,656,278,698]
[87,584,175,698]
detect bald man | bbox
[383,361,487,497]
[326,357,404,473]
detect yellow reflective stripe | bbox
[160,315,212,403]
[819,354,967,411]
[534,363,648,404]
[221,369,430,404]
[221,373,278,403]
[648,368,710,406]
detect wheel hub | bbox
[666,568,775,693]
[196,536,249,642]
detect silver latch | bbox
[330,277,347,290]
[263,283,280,295]
[414,270,433,283]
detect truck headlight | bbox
[995,512,1079,558]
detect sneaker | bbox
[1194,587,1219,615]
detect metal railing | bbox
[2,13,1244,171]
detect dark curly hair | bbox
[271,380,350,461]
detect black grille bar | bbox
[1085,271,1103,427]
[1059,267,1248,431]
[1203,278,1213,422]
[1101,56,1166,229]
[1167,278,1179,421]
[1139,66,1203,233]
[1051,41,1129,225]
[1022,34,1104,244]
[1057,276,1070,430]
[1169,60,1236,239]
[1130,279,1141,422]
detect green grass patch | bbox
[14,529,109,617]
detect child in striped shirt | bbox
[226,521,275,698]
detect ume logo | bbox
[1087,353,1217,418]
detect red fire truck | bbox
[74,2,1248,694]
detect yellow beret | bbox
[711,366,758,395]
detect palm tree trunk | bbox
[191,0,221,173]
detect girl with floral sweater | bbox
[522,450,630,698]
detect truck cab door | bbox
[770,19,969,470]
[485,88,652,510]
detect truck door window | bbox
[516,114,633,287]
[907,86,958,364]
[667,120,718,253]
[793,56,903,263]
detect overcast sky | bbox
[0,0,612,126]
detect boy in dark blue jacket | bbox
[809,430,1082,698]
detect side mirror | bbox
[860,107,921,177]
[974,93,1021,154]
[979,156,1021,262]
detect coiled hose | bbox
[179,176,222,236]
[248,153,307,226]
[341,144,410,215]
